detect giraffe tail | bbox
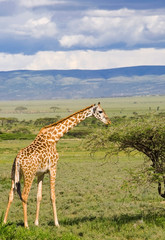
[11,157,23,201]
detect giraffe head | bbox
[90,102,111,125]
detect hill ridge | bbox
[0,66,165,100]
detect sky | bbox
[1,0,165,71]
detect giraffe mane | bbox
[41,104,94,131]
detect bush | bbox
[0,118,19,126]
[12,128,32,134]
[34,117,61,127]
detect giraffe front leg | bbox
[4,180,15,224]
[35,174,44,226]
[49,169,59,227]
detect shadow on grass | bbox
[3,220,24,227]
[48,216,94,226]
[16,221,24,227]
[48,209,165,228]
[3,207,165,229]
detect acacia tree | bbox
[50,106,60,112]
[15,106,27,112]
[86,116,165,198]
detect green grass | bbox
[1,139,165,240]
[0,96,165,239]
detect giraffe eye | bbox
[99,111,103,114]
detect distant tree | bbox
[85,116,165,198]
[0,118,6,127]
[15,106,27,112]
[133,112,138,116]
[50,107,60,112]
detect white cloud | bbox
[59,8,165,48]
[14,15,57,38]
[0,53,33,71]
[22,17,57,38]
[1,6,165,48]
[0,11,57,39]
[60,35,96,48]
[1,48,165,71]
[19,0,67,8]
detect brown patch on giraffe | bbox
[61,125,65,130]
[68,121,73,126]
[51,136,56,141]
[56,134,61,139]
[47,133,51,138]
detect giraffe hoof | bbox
[55,223,60,228]
[35,220,39,226]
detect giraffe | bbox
[3,102,110,228]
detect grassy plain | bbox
[0,96,165,240]
[0,95,165,120]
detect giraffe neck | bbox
[38,105,93,144]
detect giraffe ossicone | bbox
[4,103,110,228]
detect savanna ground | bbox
[0,96,165,240]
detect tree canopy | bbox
[85,115,165,198]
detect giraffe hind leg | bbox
[4,180,15,224]
[35,174,44,226]
[21,176,34,228]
